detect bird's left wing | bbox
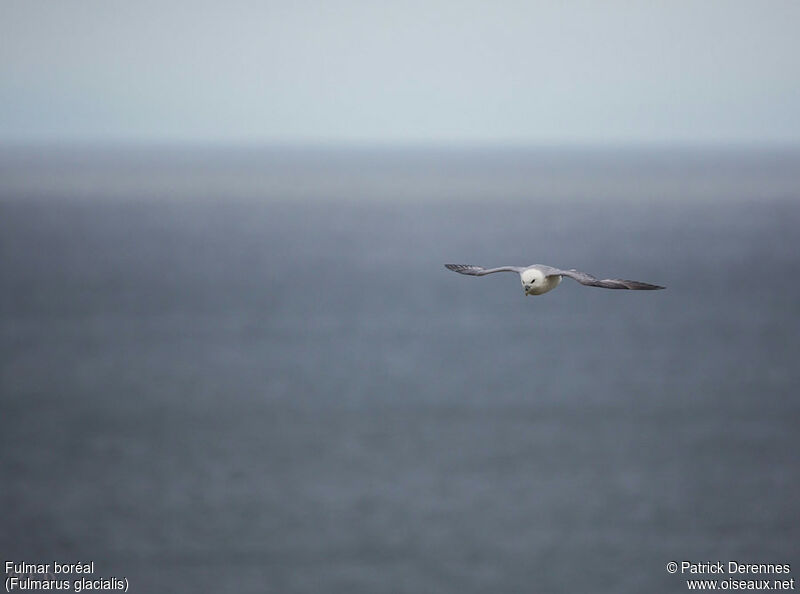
[547,267,665,290]
[445,264,523,276]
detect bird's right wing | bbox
[445,264,523,276]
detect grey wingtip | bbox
[630,282,666,290]
[641,281,666,290]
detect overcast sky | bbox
[2,1,799,144]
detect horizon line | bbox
[2,138,800,152]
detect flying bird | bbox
[445,264,665,296]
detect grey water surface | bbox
[2,147,798,593]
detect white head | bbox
[520,268,546,296]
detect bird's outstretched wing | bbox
[549,268,664,290]
[445,264,523,276]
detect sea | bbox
[1,145,798,593]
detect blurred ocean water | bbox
[1,146,799,593]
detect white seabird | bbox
[445,264,665,297]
